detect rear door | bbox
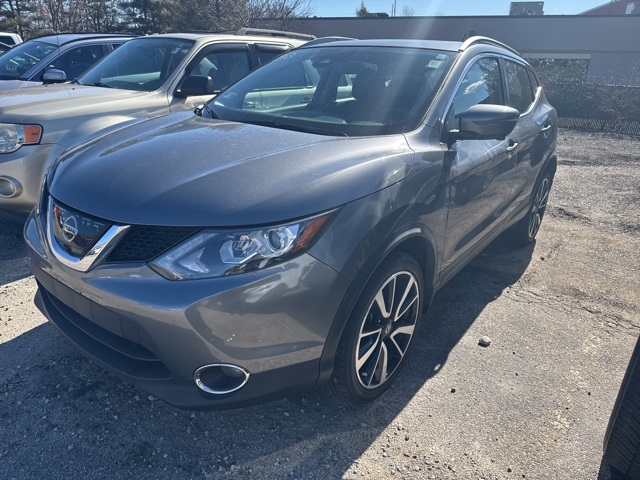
[503,59,556,208]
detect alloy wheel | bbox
[355,271,420,389]
[528,177,550,239]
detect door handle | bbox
[541,125,552,132]
[506,141,519,152]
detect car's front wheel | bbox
[332,252,423,403]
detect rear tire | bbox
[510,171,552,247]
[331,252,423,403]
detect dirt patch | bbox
[0,128,638,480]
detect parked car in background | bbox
[0,30,310,220]
[25,37,558,410]
[0,33,135,90]
[0,41,12,55]
[0,31,22,46]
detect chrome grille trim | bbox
[46,196,130,272]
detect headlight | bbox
[0,124,43,154]
[149,211,336,280]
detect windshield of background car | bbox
[78,37,193,91]
[211,46,455,136]
[0,41,57,80]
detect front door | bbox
[442,56,517,270]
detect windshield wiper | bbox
[86,82,115,89]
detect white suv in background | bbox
[0,32,22,46]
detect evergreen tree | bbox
[355,1,368,17]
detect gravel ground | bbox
[1,128,639,480]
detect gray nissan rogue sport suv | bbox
[25,37,558,409]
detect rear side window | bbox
[453,57,504,116]
[505,60,535,113]
[256,44,291,65]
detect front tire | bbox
[331,252,424,403]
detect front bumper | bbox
[25,211,351,409]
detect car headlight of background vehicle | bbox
[149,211,336,280]
[0,124,43,154]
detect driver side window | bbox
[453,57,504,116]
[36,45,104,81]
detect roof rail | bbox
[234,28,315,41]
[27,32,137,44]
[459,36,520,56]
[302,36,356,47]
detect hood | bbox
[49,113,414,227]
[0,84,151,123]
[0,79,38,90]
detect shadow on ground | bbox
[1,234,536,479]
[0,218,30,285]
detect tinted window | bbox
[0,41,57,80]
[190,50,251,91]
[256,44,290,65]
[505,60,535,113]
[453,57,504,116]
[39,44,104,80]
[79,38,193,92]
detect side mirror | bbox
[42,68,68,84]
[449,104,520,145]
[177,75,216,97]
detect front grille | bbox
[105,226,199,263]
[50,199,110,257]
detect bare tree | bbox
[401,5,415,17]
[248,0,314,30]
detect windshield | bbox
[0,41,57,80]
[78,37,194,91]
[211,46,455,137]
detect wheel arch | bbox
[316,225,438,386]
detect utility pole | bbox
[392,0,397,16]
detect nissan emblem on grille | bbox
[51,200,109,257]
[60,212,78,242]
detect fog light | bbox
[0,177,22,198]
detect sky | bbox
[311,0,608,17]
